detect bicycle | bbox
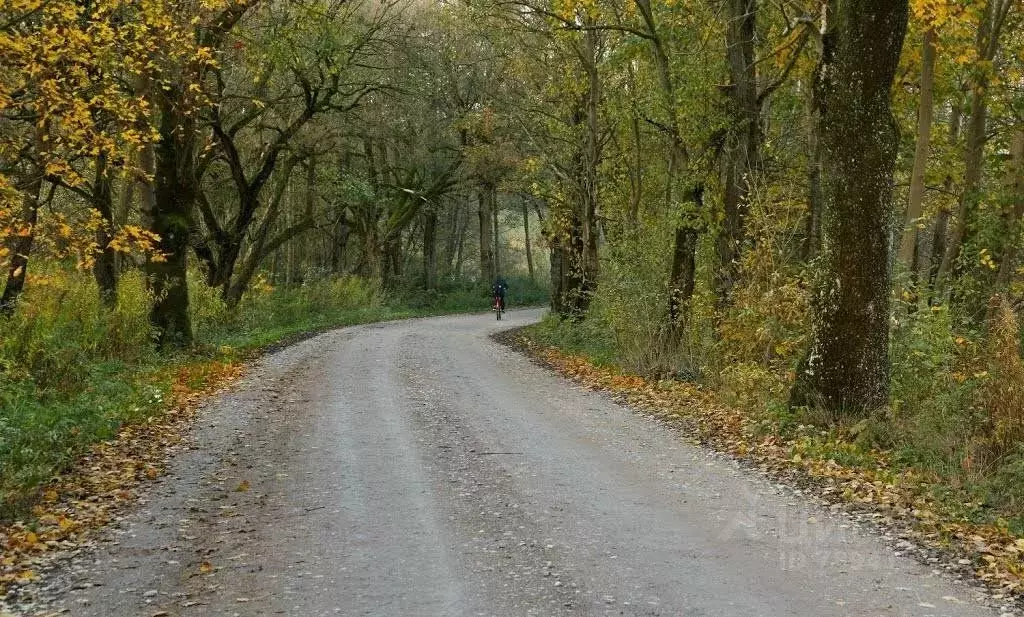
[493,295,505,320]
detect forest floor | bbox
[1,309,1012,616]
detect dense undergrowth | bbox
[0,270,547,520]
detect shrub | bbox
[0,270,155,392]
[887,303,982,472]
[587,218,697,376]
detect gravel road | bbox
[19,309,1004,616]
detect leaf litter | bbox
[0,360,245,606]
[505,331,1024,610]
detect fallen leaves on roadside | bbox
[0,360,245,597]
[515,334,1024,598]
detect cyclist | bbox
[492,276,508,312]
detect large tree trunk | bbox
[716,0,759,305]
[146,87,195,348]
[478,185,495,282]
[548,27,602,319]
[362,226,383,282]
[386,236,403,283]
[91,153,119,308]
[897,27,937,273]
[548,207,591,319]
[790,0,908,415]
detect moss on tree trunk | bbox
[791,0,909,416]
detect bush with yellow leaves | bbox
[972,295,1024,466]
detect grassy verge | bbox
[516,314,1024,598]
[0,271,548,522]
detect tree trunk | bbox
[790,0,909,415]
[549,208,590,319]
[897,27,937,273]
[363,225,383,282]
[935,90,986,297]
[271,247,280,285]
[668,185,704,329]
[804,111,823,262]
[716,0,759,305]
[803,34,824,264]
[575,26,602,312]
[453,204,467,278]
[633,0,686,209]
[441,200,459,276]
[934,0,1013,297]
[478,186,495,282]
[493,198,501,278]
[628,110,643,227]
[0,170,43,317]
[114,166,138,274]
[225,214,316,308]
[928,203,951,294]
[994,130,1024,293]
[91,153,119,308]
[146,87,195,348]
[523,201,534,281]
[386,236,403,283]
[423,208,438,290]
[922,107,963,300]
[331,210,351,273]
[634,0,708,330]
[550,239,566,315]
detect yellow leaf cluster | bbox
[0,0,237,271]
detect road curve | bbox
[26,309,1000,616]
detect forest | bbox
[1,0,1024,561]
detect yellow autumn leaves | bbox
[0,0,235,273]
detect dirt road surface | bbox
[15,310,1005,616]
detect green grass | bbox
[522,312,621,367]
[0,271,549,521]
